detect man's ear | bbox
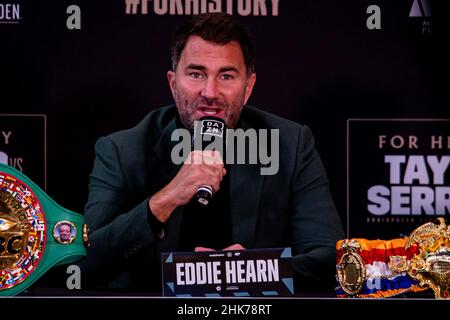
[167,70,176,99]
[243,73,256,105]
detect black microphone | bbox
[192,116,227,206]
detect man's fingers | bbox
[202,151,224,165]
[186,150,224,165]
[195,246,216,252]
[223,244,245,251]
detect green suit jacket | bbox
[82,105,345,293]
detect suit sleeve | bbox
[81,136,158,283]
[290,125,345,291]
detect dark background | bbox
[1,0,448,291]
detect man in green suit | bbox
[83,13,345,294]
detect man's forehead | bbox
[180,36,245,66]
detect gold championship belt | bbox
[406,218,450,298]
[0,163,87,295]
[336,218,450,299]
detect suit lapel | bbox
[229,116,265,248]
[229,163,264,248]
[152,118,185,251]
[152,117,183,182]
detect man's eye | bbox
[190,72,204,79]
[221,74,233,80]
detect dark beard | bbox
[175,93,246,130]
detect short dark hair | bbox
[170,13,255,75]
[59,222,72,230]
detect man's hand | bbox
[149,150,226,223]
[194,244,246,252]
[194,247,216,252]
[223,244,245,251]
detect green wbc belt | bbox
[0,163,87,296]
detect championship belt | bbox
[336,218,450,299]
[0,163,88,296]
[406,218,450,298]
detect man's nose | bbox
[200,78,218,100]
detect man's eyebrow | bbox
[185,64,206,71]
[185,64,240,73]
[219,66,240,74]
